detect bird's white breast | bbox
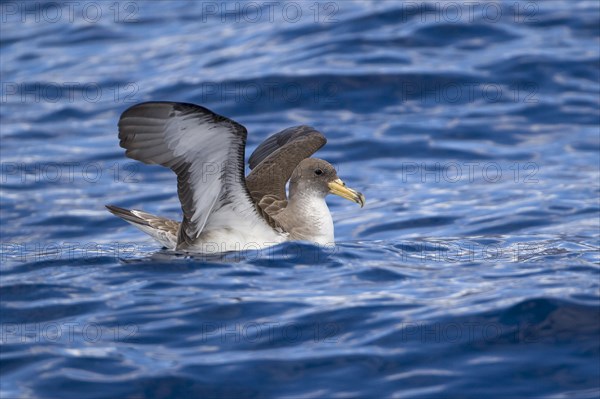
[301,195,335,245]
[190,202,287,253]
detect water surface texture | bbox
[1,1,599,398]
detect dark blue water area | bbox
[1,1,599,398]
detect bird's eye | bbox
[314,169,323,176]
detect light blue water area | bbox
[1,1,599,398]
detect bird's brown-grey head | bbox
[289,158,365,207]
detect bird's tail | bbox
[105,205,179,249]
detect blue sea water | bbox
[1,1,599,398]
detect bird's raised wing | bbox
[245,126,326,221]
[118,101,259,249]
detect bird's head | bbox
[290,158,365,207]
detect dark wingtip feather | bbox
[105,204,151,227]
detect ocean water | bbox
[1,1,599,398]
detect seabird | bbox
[106,101,365,253]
